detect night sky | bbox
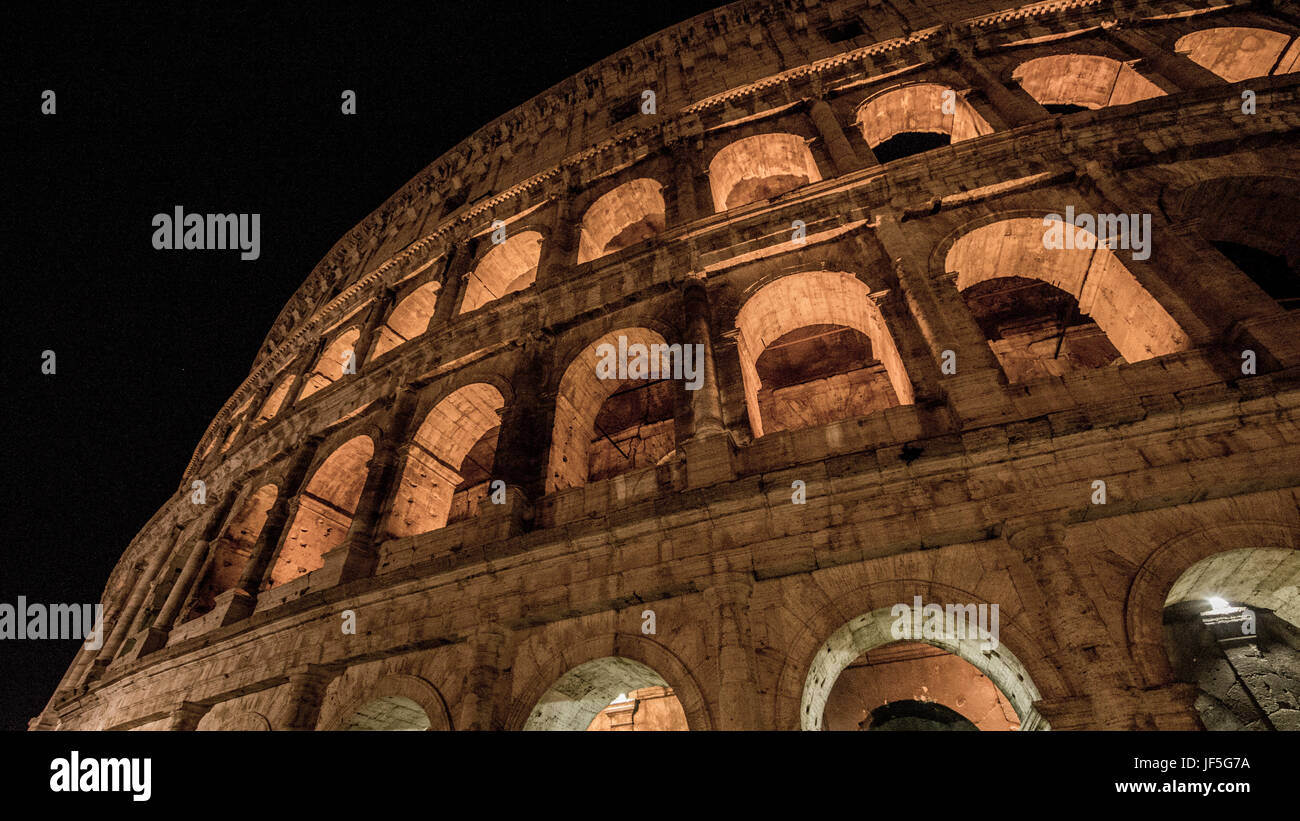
[3,0,725,732]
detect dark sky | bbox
[3,0,725,732]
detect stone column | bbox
[712,329,755,443]
[81,527,184,684]
[128,540,212,658]
[351,287,396,367]
[459,613,507,731]
[289,340,326,405]
[319,388,422,586]
[165,701,211,731]
[492,338,552,502]
[272,665,340,731]
[808,98,866,174]
[212,440,321,623]
[868,278,946,407]
[871,210,1013,423]
[202,420,239,469]
[679,279,734,489]
[1104,23,1224,92]
[430,243,474,327]
[681,280,724,438]
[171,542,217,625]
[1004,520,1153,729]
[950,43,1050,127]
[233,380,279,448]
[704,570,761,730]
[536,188,580,287]
[666,140,702,225]
[139,491,241,646]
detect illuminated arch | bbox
[734,271,913,438]
[384,383,504,539]
[944,217,1189,377]
[460,231,543,314]
[546,327,675,493]
[1125,521,1300,690]
[708,133,822,211]
[577,179,666,263]
[327,674,453,731]
[298,327,361,402]
[1163,548,1300,627]
[800,607,1046,731]
[1012,54,1165,110]
[271,434,373,586]
[369,281,441,361]
[196,709,271,731]
[1159,547,1300,730]
[183,483,279,621]
[252,373,294,427]
[855,83,993,160]
[1175,26,1298,83]
[523,656,693,731]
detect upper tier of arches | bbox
[191,11,1299,480]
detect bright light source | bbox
[610,692,630,704]
[1207,596,1232,613]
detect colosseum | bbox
[34,0,1300,732]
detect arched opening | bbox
[220,414,247,454]
[734,272,913,438]
[547,328,677,493]
[182,483,278,621]
[298,327,361,402]
[586,687,688,731]
[1161,548,1300,730]
[1212,242,1299,310]
[384,383,504,539]
[368,281,442,361]
[802,607,1046,731]
[196,709,271,731]
[524,657,689,731]
[945,217,1188,383]
[252,373,294,428]
[577,179,666,263]
[1175,27,1298,83]
[866,698,979,731]
[587,375,676,485]
[708,133,822,211]
[855,83,993,163]
[1171,176,1300,311]
[338,696,432,731]
[1012,54,1165,111]
[271,435,373,586]
[961,276,1124,383]
[824,641,1018,730]
[459,231,542,314]
[219,396,255,454]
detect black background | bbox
[3,0,725,733]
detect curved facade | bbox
[34,0,1300,731]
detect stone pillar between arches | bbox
[272,665,342,731]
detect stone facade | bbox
[33,0,1300,731]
